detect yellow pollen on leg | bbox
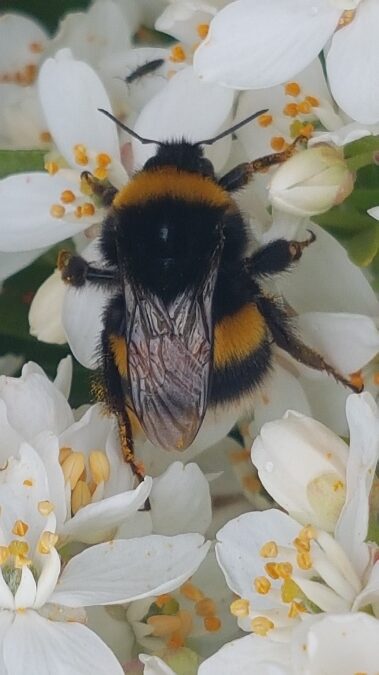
[38,531,59,554]
[180,582,204,602]
[82,202,96,217]
[197,23,209,39]
[230,598,250,617]
[93,167,108,181]
[71,480,92,515]
[251,616,274,636]
[60,190,76,204]
[89,450,110,484]
[270,136,286,151]
[283,103,299,117]
[254,576,271,595]
[204,616,221,632]
[12,520,29,537]
[50,204,66,219]
[38,500,54,516]
[260,541,278,558]
[61,451,85,490]
[285,82,301,97]
[195,598,216,617]
[73,144,89,166]
[258,113,273,127]
[170,45,186,62]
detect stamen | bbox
[75,206,83,218]
[281,578,303,604]
[50,204,66,219]
[61,451,85,490]
[38,501,54,516]
[73,144,89,166]
[89,451,110,484]
[283,103,298,117]
[258,113,273,127]
[299,526,316,542]
[276,562,293,579]
[293,537,311,553]
[177,609,193,636]
[305,95,319,107]
[93,167,108,181]
[296,552,313,570]
[229,449,250,464]
[195,598,216,617]
[337,10,355,28]
[251,616,274,636]
[8,541,29,557]
[38,531,58,554]
[40,131,52,143]
[23,479,33,487]
[59,446,72,464]
[180,582,204,602]
[147,615,182,637]
[350,370,364,390]
[96,153,111,168]
[204,616,221,632]
[230,598,249,617]
[45,161,59,175]
[260,541,278,558]
[284,82,301,97]
[60,190,76,204]
[197,23,209,39]
[265,563,280,579]
[12,521,29,537]
[253,576,271,595]
[82,202,96,217]
[270,136,286,151]
[155,593,172,609]
[288,600,306,618]
[71,480,92,515]
[0,547,9,565]
[297,100,312,114]
[170,45,186,62]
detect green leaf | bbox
[0,0,91,33]
[314,204,375,234]
[342,224,379,267]
[344,135,379,159]
[0,150,45,178]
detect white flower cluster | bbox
[0,0,379,673]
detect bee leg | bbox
[257,295,362,393]
[245,230,316,278]
[57,250,118,288]
[219,135,307,192]
[80,171,117,207]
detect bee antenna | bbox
[195,109,269,146]
[98,109,164,146]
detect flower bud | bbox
[251,410,349,531]
[29,269,67,344]
[269,145,354,216]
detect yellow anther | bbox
[373,372,379,386]
[299,525,316,541]
[50,204,66,219]
[180,582,204,602]
[147,615,182,637]
[89,450,110,485]
[0,547,9,565]
[297,100,312,114]
[96,153,111,168]
[350,371,364,391]
[281,578,302,604]
[38,531,58,554]
[177,609,193,637]
[229,449,250,464]
[204,616,221,632]
[155,593,172,608]
[23,479,33,487]
[75,205,83,218]
[254,576,271,595]
[12,520,29,537]
[8,541,29,557]
[40,131,52,143]
[333,480,344,491]
[338,9,355,28]
[82,202,96,217]
[305,95,319,107]
[300,123,314,139]
[71,480,92,515]
[283,103,299,117]
[60,190,76,204]
[38,501,54,516]
[14,554,31,568]
[197,23,209,39]
[297,551,313,570]
[285,82,301,97]
[288,600,306,618]
[45,161,59,175]
[167,632,185,649]
[260,541,278,558]
[270,136,286,151]
[258,113,273,127]
[29,41,44,53]
[293,536,310,553]
[265,563,280,579]
[170,45,186,62]
[61,451,85,490]
[195,598,216,617]
[73,144,89,166]
[276,562,293,580]
[93,167,108,181]
[251,616,274,636]
[59,447,72,464]
[230,598,250,617]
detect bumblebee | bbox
[59,110,360,478]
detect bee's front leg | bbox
[57,250,118,288]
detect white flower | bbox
[194,0,379,124]
[0,354,23,377]
[0,443,210,674]
[29,269,67,345]
[0,13,48,87]
[251,393,379,532]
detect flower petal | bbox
[193,0,340,89]
[198,634,291,675]
[140,654,176,675]
[29,270,67,345]
[38,49,120,170]
[0,14,47,81]
[327,0,379,124]
[51,534,210,606]
[3,611,124,675]
[14,566,37,610]
[0,249,45,283]
[34,548,61,609]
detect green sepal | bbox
[0,150,45,179]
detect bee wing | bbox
[123,251,220,450]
